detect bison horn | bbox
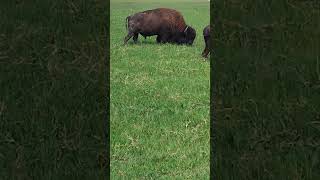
[184,26,189,33]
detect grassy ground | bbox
[212,0,320,179]
[110,0,210,179]
[0,1,108,179]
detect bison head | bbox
[165,26,196,45]
[172,26,196,45]
[183,25,196,45]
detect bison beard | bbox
[202,25,210,58]
[124,8,196,45]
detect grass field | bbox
[212,0,320,179]
[110,0,210,178]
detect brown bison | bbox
[202,25,210,58]
[124,8,196,45]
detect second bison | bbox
[124,8,196,45]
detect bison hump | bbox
[142,8,187,32]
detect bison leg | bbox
[133,33,139,43]
[156,35,162,43]
[141,34,147,39]
[159,34,170,44]
[124,32,134,44]
[202,46,209,58]
[202,36,210,58]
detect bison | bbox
[202,25,210,58]
[124,8,196,45]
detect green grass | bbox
[110,0,210,179]
[212,0,320,179]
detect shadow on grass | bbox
[125,40,195,47]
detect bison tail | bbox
[125,16,131,30]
